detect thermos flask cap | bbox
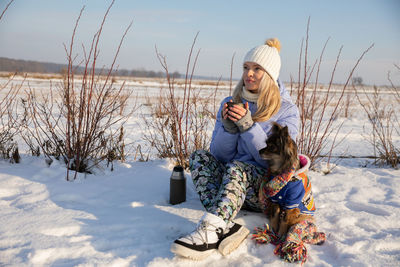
[171,166,185,180]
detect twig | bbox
[0,0,14,21]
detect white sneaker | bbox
[218,221,250,256]
[171,212,226,260]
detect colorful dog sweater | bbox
[267,154,315,215]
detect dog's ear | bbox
[271,122,282,134]
[282,126,298,170]
[278,126,290,148]
[281,126,289,138]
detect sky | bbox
[0,0,399,85]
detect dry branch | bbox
[291,18,373,168]
[143,34,219,168]
[23,1,136,180]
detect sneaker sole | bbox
[218,226,250,256]
[170,242,216,260]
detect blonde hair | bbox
[232,38,282,122]
[232,74,281,122]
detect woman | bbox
[171,38,299,260]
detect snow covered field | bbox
[1,76,400,266]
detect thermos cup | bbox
[169,165,186,205]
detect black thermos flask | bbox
[169,165,186,205]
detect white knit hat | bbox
[243,38,281,85]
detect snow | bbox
[1,77,400,266]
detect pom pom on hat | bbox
[243,38,281,85]
[265,38,281,53]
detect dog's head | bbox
[259,122,298,175]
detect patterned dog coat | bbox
[268,154,315,215]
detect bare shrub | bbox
[355,67,400,168]
[134,144,149,162]
[290,18,373,169]
[23,2,135,180]
[0,0,20,163]
[388,64,400,110]
[143,33,219,168]
[0,74,23,163]
[389,64,400,142]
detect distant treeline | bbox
[0,57,180,78]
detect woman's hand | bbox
[221,100,239,134]
[226,101,254,132]
[224,101,248,122]
[222,100,253,133]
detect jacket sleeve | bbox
[209,99,239,163]
[239,122,269,166]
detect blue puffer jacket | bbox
[210,80,299,168]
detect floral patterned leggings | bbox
[189,150,268,223]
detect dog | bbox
[259,122,315,238]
